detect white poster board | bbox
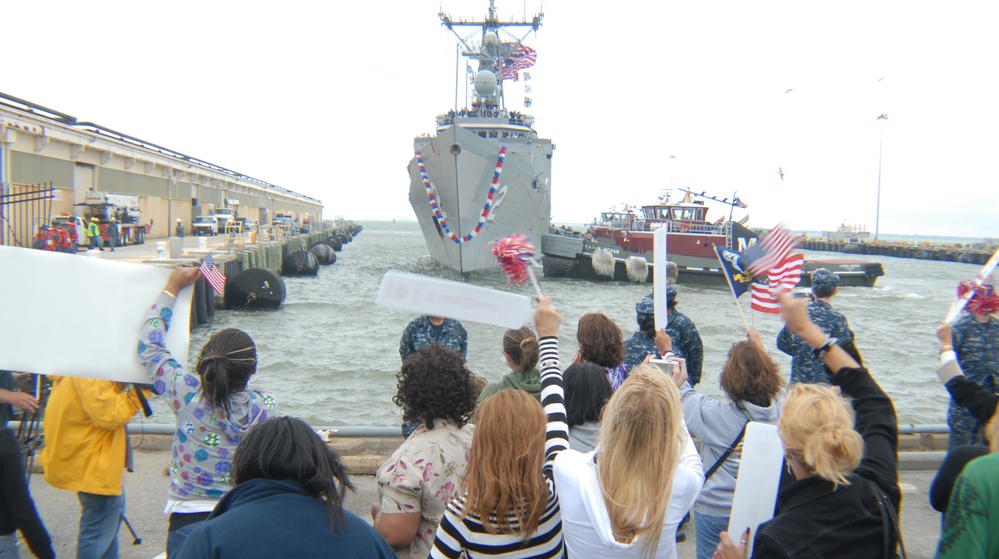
[376,270,533,329]
[654,227,668,331]
[727,422,784,556]
[0,246,192,383]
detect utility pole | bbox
[875,114,888,242]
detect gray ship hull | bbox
[409,125,552,273]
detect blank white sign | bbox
[0,246,192,383]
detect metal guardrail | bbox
[7,421,949,437]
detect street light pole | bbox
[875,114,888,242]
[669,154,676,190]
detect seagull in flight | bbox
[778,167,785,181]
[878,76,886,82]
[785,88,794,94]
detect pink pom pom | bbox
[491,234,536,284]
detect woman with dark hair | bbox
[477,326,542,405]
[430,298,568,557]
[374,344,477,559]
[139,267,278,557]
[175,416,395,558]
[564,362,612,453]
[576,313,628,391]
[669,332,783,559]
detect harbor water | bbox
[139,221,980,428]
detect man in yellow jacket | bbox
[40,376,145,559]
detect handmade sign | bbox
[0,246,192,383]
[727,421,784,556]
[376,269,533,329]
[653,227,668,331]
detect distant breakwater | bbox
[800,238,996,265]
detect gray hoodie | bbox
[679,382,781,517]
[567,421,600,453]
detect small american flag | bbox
[751,253,805,313]
[501,44,537,81]
[200,253,226,295]
[741,224,799,278]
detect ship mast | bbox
[439,0,543,110]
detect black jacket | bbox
[752,366,900,559]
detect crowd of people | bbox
[1,266,997,558]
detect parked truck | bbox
[76,191,148,245]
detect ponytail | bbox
[503,327,539,373]
[779,383,863,487]
[196,328,257,417]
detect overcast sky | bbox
[4,1,997,238]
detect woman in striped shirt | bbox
[430,297,568,559]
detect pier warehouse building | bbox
[1,92,322,246]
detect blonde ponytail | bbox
[779,384,863,487]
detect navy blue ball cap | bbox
[636,293,655,315]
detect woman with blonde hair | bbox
[554,364,704,559]
[476,326,543,405]
[670,331,783,559]
[430,298,568,558]
[715,291,901,559]
[576,313,628,391]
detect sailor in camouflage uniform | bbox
[946,284,999,450]
[398,315,468,437]
[399,315,468,362]
[623,293,677,372]
[777,268,855,384]
[624,287,702,384]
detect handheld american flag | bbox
[200,253,226,295]
[741,224,799,277]
[751,253,805,314]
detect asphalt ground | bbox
[20,442,946,559]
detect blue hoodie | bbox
[176,478,395,558]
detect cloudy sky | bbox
[4,0,997,238]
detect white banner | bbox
[654,227,669,330]
[727,422,784,556]
[0,246,192,383]
[376,270,533,329]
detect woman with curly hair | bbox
[430,297,568,558]
[374,345,478,559]
[668,332,784,559]
[138,267,278,557]
[576,313,628,391]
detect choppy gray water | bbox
[150,221,978,427]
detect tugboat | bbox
[541,189,885,287]
[408,1,553,275]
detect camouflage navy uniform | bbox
[624,331,690,371]
[665,311,703,385]
[777,299,854,384]
[399,316,468,361]
[947,313,999,450]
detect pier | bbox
[801,237,996,265]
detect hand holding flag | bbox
[200,253,226,295]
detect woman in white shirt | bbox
[553,362,704,559]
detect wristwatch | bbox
[813,336,839,360]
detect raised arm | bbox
[776,291,899,507]
[535,297,568,482]
[137,267,201,401]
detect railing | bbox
[0,183,56,248]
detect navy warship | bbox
[408,1,553,274]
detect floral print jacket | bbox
[376,418,474,559]
[138,293,277,502]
